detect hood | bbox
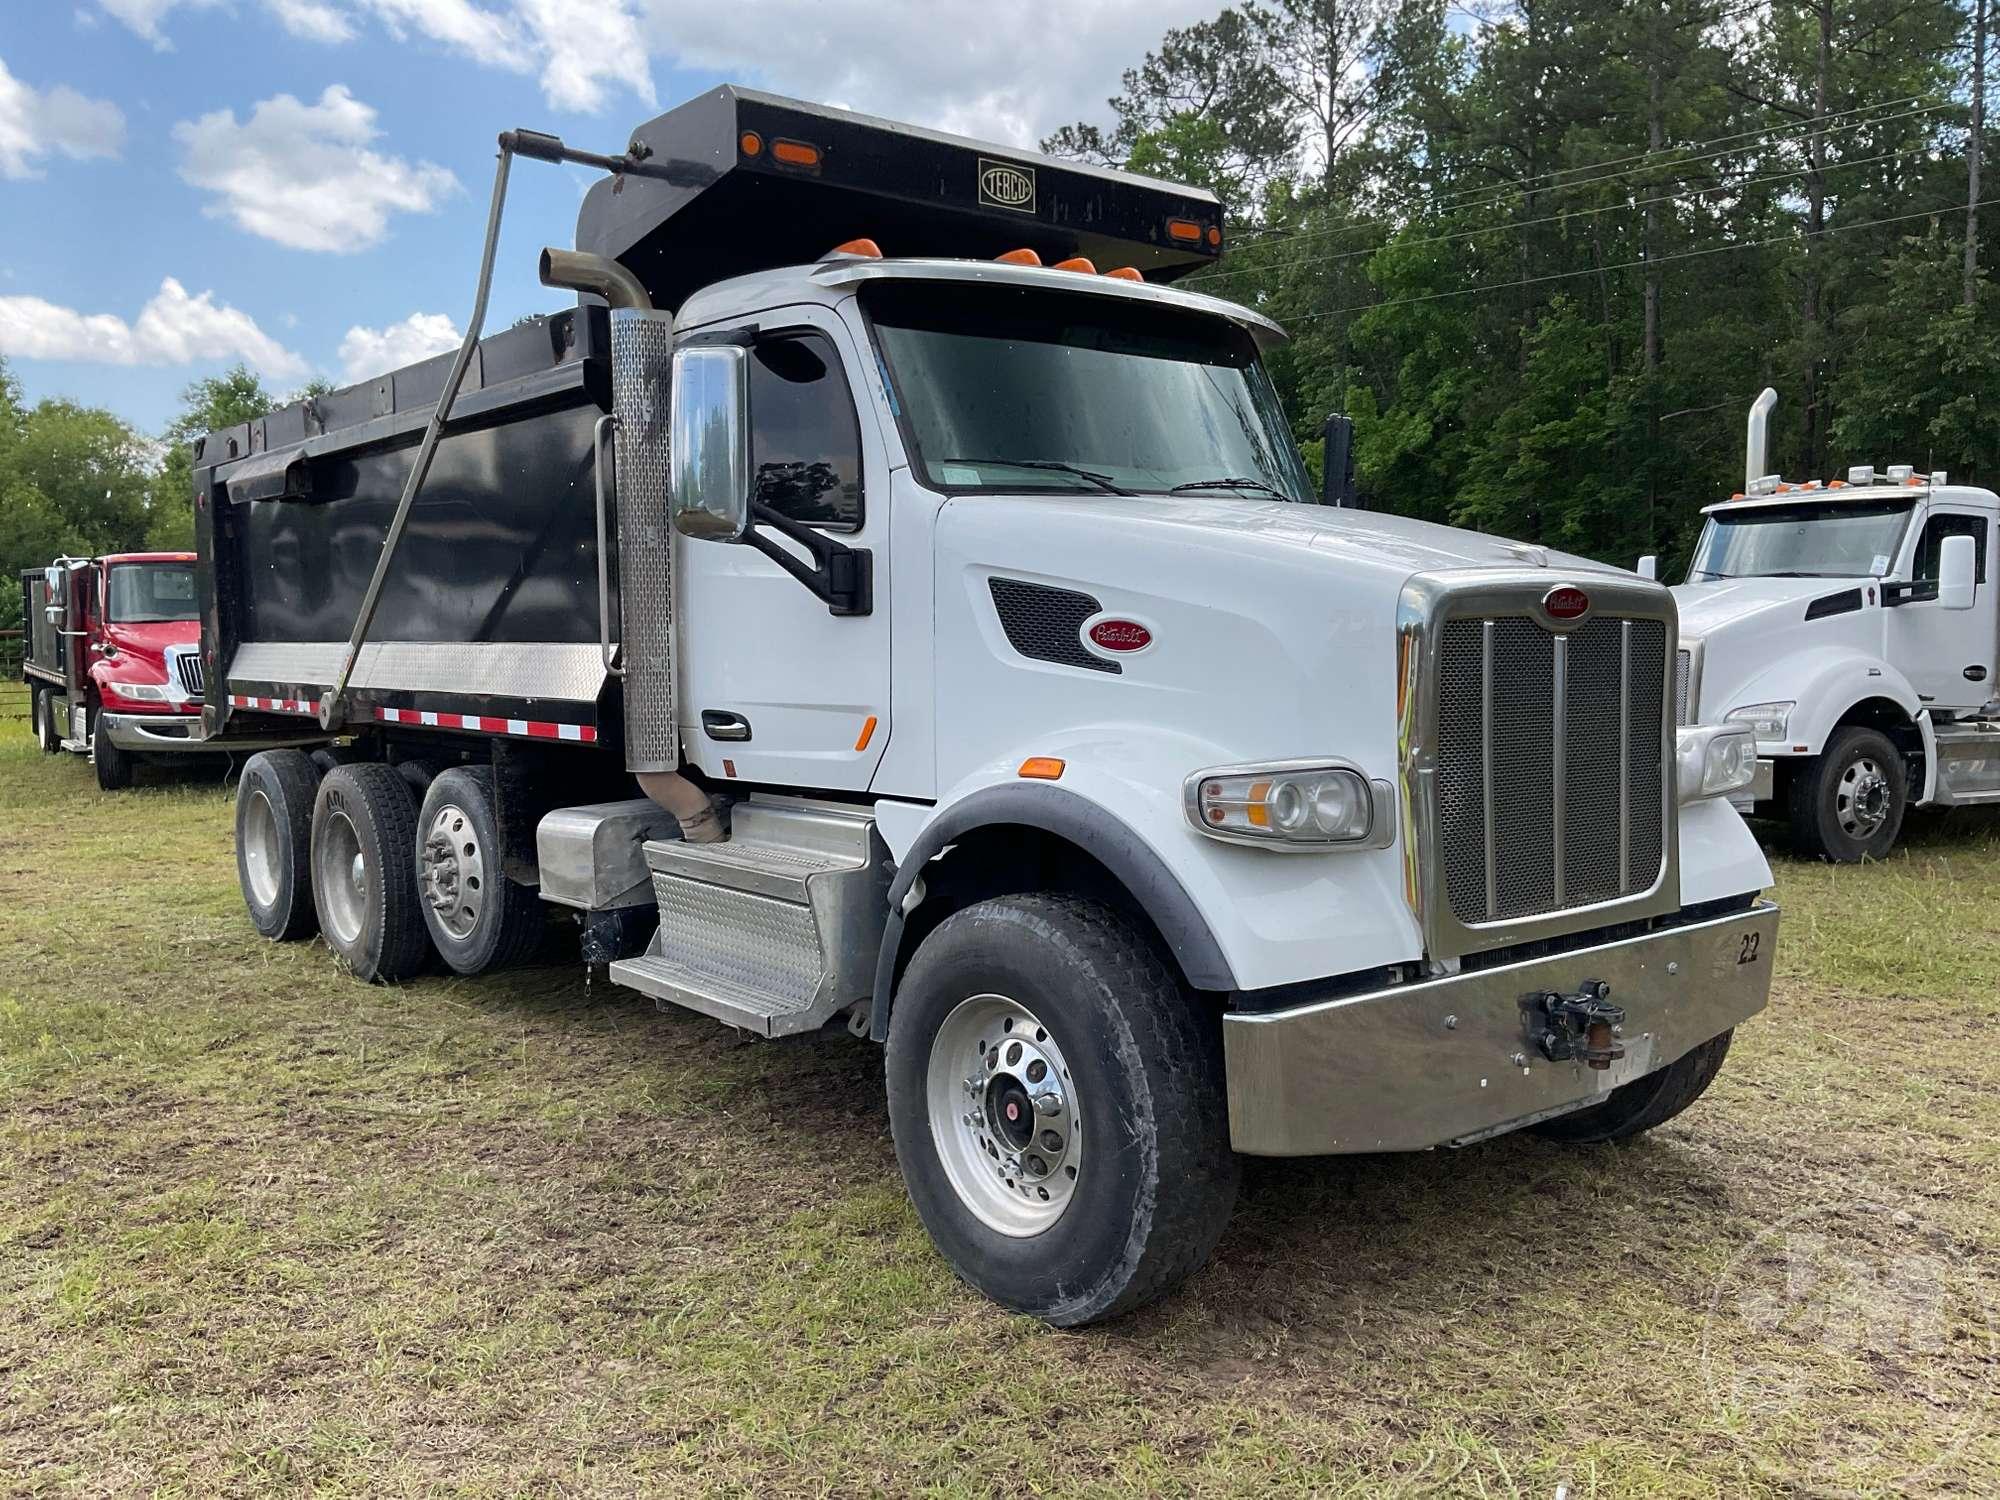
[1674,576,1855,639]
[965,494,1626,586]
[104,618,200,655]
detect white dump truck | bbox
[1650,389,2000,860]
[192,88,1778,1324]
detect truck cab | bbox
[1664,391,2000,860]
[195,86,1779,1326]
[21,552,208,789]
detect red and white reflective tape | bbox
[230,693,320,715]
[230,693,596,743]
[371,706,597,742]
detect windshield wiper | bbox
[943,458,1135,495]
[1169,475,1288,498]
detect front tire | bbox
[1533,1029,1733,1144]
[885,895,1239,1327]
[91,709,134,791]
[416,766,544,975]
[1787,726,1907,862]
[237,750,322,941]
[310,763,431,983]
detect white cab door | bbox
[1890,505,1995,711]
[674,305,893,791]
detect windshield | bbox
[864,282,1313,503]
[106,562,197,623]
[1687,502,1914,582]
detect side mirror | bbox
[1938,533,1978,610]
[1320,413,1358,507]
[1636,554,1658,581]
[44,565,62,592]
[669,344,752,541]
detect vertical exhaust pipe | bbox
[540,247,722,844]
[1745,387,1778,490]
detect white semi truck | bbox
[193,88,1779,1325]
[1650,389,2000,861]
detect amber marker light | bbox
[854,715,879,752]
[739,130,763,157]
[996,247,1042,266]
[1166,218,1202,243]
[1053,256,1097,273]
[771,138,821,167]
[1105,266,1143,281]
[1018,757,1066,780]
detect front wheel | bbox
[885,895,1239,1327]
[1786,726,1907,862]
[1533,1029,1733,1144]
[90,710,134,791]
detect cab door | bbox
[1890,505,1995,711]
[673,306,893,791]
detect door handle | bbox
[701,710,751,742]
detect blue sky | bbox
[1,0,1225,436]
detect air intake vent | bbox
[988,578,1118,674]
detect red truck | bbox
[20,552,307,789]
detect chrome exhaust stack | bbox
[1745,386,1777,491]
[540,247,721,843]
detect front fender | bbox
[871,726,1424,1040]
[1729,648,1923,756]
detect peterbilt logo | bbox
[1542,585,1591,623]
[979,158,1036,213]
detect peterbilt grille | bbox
[174,653,205,698]
[1434,615,1668,926]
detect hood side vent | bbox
[988,578,1119,675]
[1804,588,1865,622]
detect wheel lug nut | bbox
[1034,1092,1063,1116]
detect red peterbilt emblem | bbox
[1087,619,1152,652]
[1542,585,1591,622]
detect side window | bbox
[1913,511,1990,584]
[747,333,862,529]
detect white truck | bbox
[193,88,1779,1325]
[1650,389,2000,861]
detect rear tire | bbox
[310,763,432,983]
[33,689,60,754]
[1532,1029,1733,1144]
[1786,726,1906,862]
[885,894,1239,1327]
[91,709,134,791]
[236,750,322,941]
[416,766,544,975]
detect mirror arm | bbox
[745,503,874,616]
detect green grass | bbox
[2,722,1996,1496]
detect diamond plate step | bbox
[610,795,890,1038]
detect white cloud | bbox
[638,0,1222,147]
[515,0,654,114]
[337,311,461,384]
[360,0,530,70]
[173,85,458,252]
[266,0,357,41]
[95,0,213,48]
[0,277,307,380]
[0,55,127,178]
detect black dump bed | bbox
[194,85,1223,746]
[579,86,1224,311]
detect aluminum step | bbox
[609,795,889,1038]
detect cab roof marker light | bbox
[1053,256,1097,274]
[825,238,882,259]
[1105,266,1143,281]
[996,248,1042,266]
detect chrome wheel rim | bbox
[315,809,367,947]
[927,994,1081,1238]
[1836,756,1891,839]
[420,803,484,942]
[241,789,282,908]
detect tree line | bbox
[1050,0,1994,571]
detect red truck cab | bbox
[23,552,205,789]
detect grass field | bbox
[1,719,1996,1497]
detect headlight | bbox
[1725,700,1794,740]
[1185,761,1390,848]
[1677,725,1759,803]
[103,678,170,703]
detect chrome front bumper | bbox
[1223,901,1778,1155]
[99,712,323,754]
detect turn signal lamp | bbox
[1018,757,1065,780]
[771,138,821,168]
